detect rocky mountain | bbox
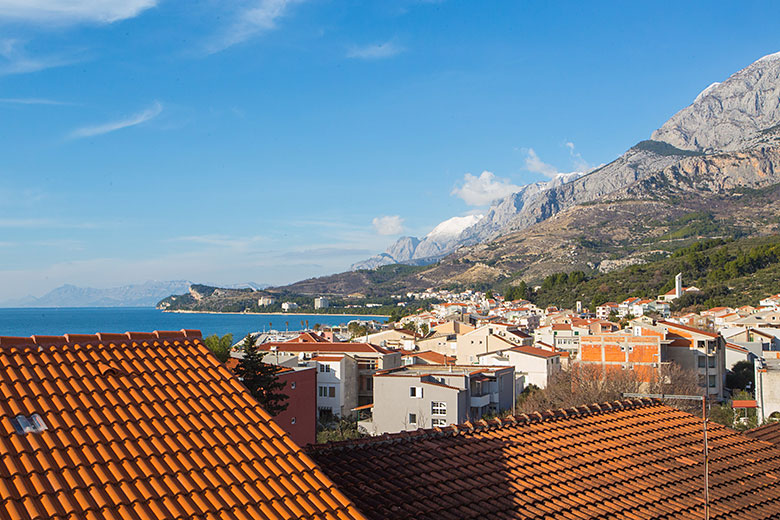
[652,52,780,152]
[3,280,195,308]
[274,51,780,296]
[351,216,483,270]
[351,173,582,270]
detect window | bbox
[409,413,417,425]
[290,382,296,389]
[329,386,336,398]
[431,401,447,416]
[709,375,716,388]
[432,418,447,427]
[291,417,296,424]
[11,414,47,435]
[320,364,330,373]
[410,386,423,398]
[708,356,716,368]
[319,385,336,398]
[698,356,705,368]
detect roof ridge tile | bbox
[309,399,661,453]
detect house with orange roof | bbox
[401,350,456,366]
[455,323,533,365]
[632,319,726,399]
[477,344,562,389]
[251,342,402,412]
[595,302,619,320]
[533,322,589,357]
[359,364,514,435]
[0,330,365,520]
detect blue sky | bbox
[1,0,779,299]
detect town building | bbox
[314,296,330,309]
[358,364,514,435]
[254,341,402,412]
[756,356,780,422]
[477,344,562,389]
[257,295,276,306]
[456,323,532,364]
[281,301,299,311]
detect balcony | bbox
[470,393,490,408]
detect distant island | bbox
[157,284,408,318]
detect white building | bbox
[281,302,299,312]
[478,345,562,390]
[258,295,276,306]
[314,297,329,310]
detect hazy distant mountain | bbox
[2,280,195,308]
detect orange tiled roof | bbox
[508,345,560,358]
[745,422,780,446]
[402,351,455,365]
[0,330,364,520]
[260,342,388,354]
[307,399,780,520]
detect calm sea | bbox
[0,308,384,339]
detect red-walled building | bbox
[225,359,317,446]
[274,366,317,446]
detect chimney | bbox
[675,273,682,298]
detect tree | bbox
[726,360,754,391]
[316,416,365,443]
[203,333,233,363]
[517,363,701,415]
[710,390,758,430]
[419,323,430,336]
[485,289,494,299]
[234,334,289,416]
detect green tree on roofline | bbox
[235,334,289,416]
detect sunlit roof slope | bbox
[0,330,364,520]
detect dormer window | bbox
[11,414,47,435]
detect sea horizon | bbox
[0,307,384,339]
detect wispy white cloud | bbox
[524,148,560,178]
[347,41,404,60]
[372,215,405,235]
[0,38,79,75]
[0,97,72,105]
[206,0,306,54]
[451,171,522,206]
[524,144,596,179]
[0,0,157,24]
[565,141,592,172]
[69,101,163,139]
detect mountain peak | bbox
[651,50,780,152]
[425,214,484,240]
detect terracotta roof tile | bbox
[307,399,780,520]
[745,422,780,446]
[0,330,365,520]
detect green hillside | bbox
[520,234,780,311]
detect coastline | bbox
[161,309,389,318]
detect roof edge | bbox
[307,398,662,453]
[0,329,202,349]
